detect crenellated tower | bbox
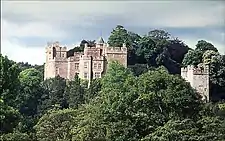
[181,64,210,101]
[104,43,127,68]
[44,37,128,84]
[44,41,68,80]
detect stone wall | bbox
[181,65,210,101]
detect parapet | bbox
[46,41,67,51]
[80,55,92,60]
[181,65,195,72]
[105,46,127,54]
[181,65,209,75]
[92,56,104,61]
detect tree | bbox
[84,78,102,103]
[16,68,43,132]
[0,55,21,107]
[64,74,85,108]
[142,117,225,141]
[0,100,21,134]
[202,50,220,65]
[0,132,32,141]
[182,49,202,66]
[195,40,218,52]
[136,36,156,65]
[148,29,171,40]
[142,119,198,141]
[35,109,77,141]
[108,25,130,47]
[37,76,67,115]
[108,25,141,65]
[182,40,218,67]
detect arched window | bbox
[53,47,56,58]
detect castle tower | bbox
[105,42,127,68]
[181,64,210,102]
[44,42,68,80]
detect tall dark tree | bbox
[64,74,85,108]
[38,76,67,115]
[0,55,21,107]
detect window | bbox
[56,67,59,75]
[84,62,88,68]
[94,72,101,78]
[75,63,79,70]
[94,63,97,69]
[98,63,101,69]
[62,54,64,57]
[84,72,88,79]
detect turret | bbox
[96,37,106,48]
[45,41,67,61]
[44,41,68,80]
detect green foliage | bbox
[35,109,77,141]
[138,67,202,119]
[64,74,85,108]
[0,55,21,107]
[0,100,21,134]
[38,76,67,115]
[108,25,130,47]
[202,50,220,64]
[142,117,225,141]
[1,131,31,141]
[84,78,102,103]
[182,40,218,66]
[195,40,218,52]
[1,25,225,141]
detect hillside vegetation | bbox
[1,25,225,141]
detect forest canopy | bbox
[1,25,225,141]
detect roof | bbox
[97,37,105,44]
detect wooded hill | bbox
[1,25,225,141]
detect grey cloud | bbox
[2,1,225,28]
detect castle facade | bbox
[44,37,127,81]
[44,37,210,101]
[181,64,210,101]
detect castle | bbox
[181,64,210,101]
[44,37,210,101]
[44,37,127,82]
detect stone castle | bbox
[44,37,210,101]
[181,64,210,101]
[44,37,127,82]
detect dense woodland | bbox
[1,25,225,141]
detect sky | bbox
[1,1,225,65]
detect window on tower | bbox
[84,72,88,79]
[94,63,97,69]
[75,63,79,70]
[94,72,101,78]
[98,63,101,69]
[84,62,88,68]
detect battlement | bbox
[46,41,67,52]
[181,65,209,75]
[80,55,92,60]
[92,56,104,61]
[105,46,127,53]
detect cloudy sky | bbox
[1,1,225,65]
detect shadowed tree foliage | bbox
[1,25,225,141]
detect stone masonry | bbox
[44,37,127,82]
[181,64,210,101]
